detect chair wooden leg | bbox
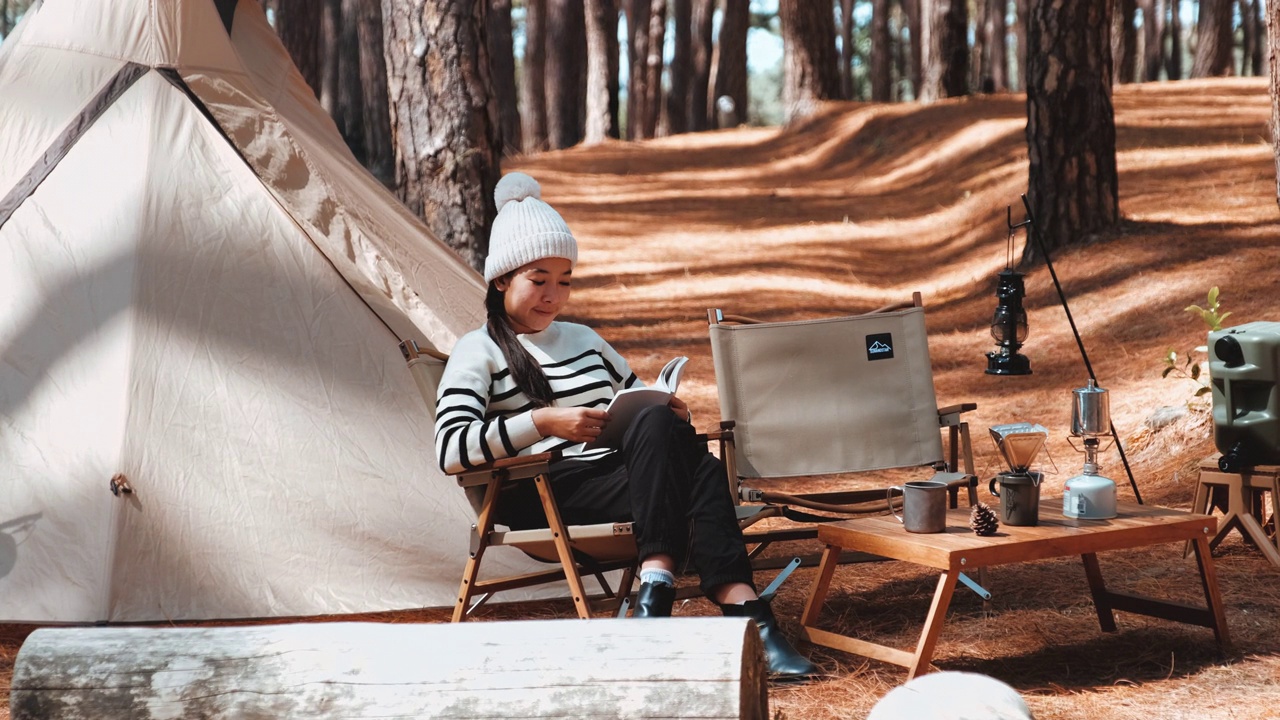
[453,476,503,623]
[533,473,594,619]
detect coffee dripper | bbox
[988,423,1048,526]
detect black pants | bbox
[497,405,755,597]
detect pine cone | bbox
[970,502,1000,536]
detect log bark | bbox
[12,619,769,720]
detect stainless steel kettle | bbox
[1071,379,1110,437]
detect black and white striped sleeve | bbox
[434,344,541,475]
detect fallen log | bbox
[12,617,767,719]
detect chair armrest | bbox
[455,452,556,487]
[937,403,978,426]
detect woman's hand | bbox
[668,395,691,423]
[531,406,612,443]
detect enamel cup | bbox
[887,480,948,533]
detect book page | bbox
[582,356,689,450]
[655,355,689,394]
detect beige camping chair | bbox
[706,293,979,558]
[401,341,638,621]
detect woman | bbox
[435,172,817,680]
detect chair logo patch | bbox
[866,333,894,361]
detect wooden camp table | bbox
[799,503,1231,679]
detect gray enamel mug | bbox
[887,480,948,533]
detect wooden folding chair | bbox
[401,341,637,621]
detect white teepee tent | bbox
[0,0,538,622]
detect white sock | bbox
[639,568,675,587]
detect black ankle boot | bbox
[720,599,820,680]
[632,581,675,618]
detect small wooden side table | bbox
[1190,454,1280,566]
[800,503,1230,680]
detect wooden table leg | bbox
[1185,478,1212,558]
[1190,534,1233,650]
[907,569,960,679]
[801,544,842,629]
[1081,553,1118,633]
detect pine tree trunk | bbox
[780,0,840,122]
[1141,0,1165,81]
[1014,0,1029,90]
[1166,0,1182,80]
[318,0,341,112]
[834,0,855,98]
[356,0,393,185]
[973,0,988,90]
[667,0,691,133]
[1239,0,1262,76]
[276,0,323,97]
[546,0,586,149]
[381,0,502,272]
[690,0,715,130]
[714,0,749,128]
[1268,0,1280,209]
[643,0,667,137]
[1023,0,1118,262]
[487,0,523,154]
[901,0,924,95]
[893,3,911,99]
[919,0,968,102]
[871,0,893,101]
[986,0,1009,90]
[1191,0,1234,77]
[626,0,651,138]
[1112,0,1136,83]
[1249,0,1264,76]
[584,0,615,143]
[521,0,549,152]
[333,0,365,162]
[606,2,621,138]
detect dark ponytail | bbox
[486,281,556,408]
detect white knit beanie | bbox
[484,172,578,283]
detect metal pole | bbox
[1012,195,1143,504]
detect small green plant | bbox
[1161,287,1230,406]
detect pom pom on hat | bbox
[485,172,578,283]
[494,172,543,213]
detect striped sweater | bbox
[435,321,640,474]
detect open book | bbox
[583,356,689,450]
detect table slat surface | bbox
[816,503,1217,570]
